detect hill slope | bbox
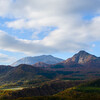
[0,64,58,83]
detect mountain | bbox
[0,64,58,83]
[12,55,64,66]
[45,51,100,80]
[47,50,96,70]
[64,50,97,64]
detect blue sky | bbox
[0,0,100,65]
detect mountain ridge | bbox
[12,55,64,66]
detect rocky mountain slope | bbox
[63,50,97,64]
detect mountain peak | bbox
[74,50,90,58]
[78,50,88,54]
[75,50,96,58]
[64,50,97,64]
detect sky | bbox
[0,0,100,65]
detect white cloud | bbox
[0,30,57,54]
[0,0,11,17]
[0,29,91,55]
[0,0,100,55]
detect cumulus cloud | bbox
[0,0,100,55]
[0,30,57,54]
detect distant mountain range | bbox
[0,50,100,85]
[12,55,64,66]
